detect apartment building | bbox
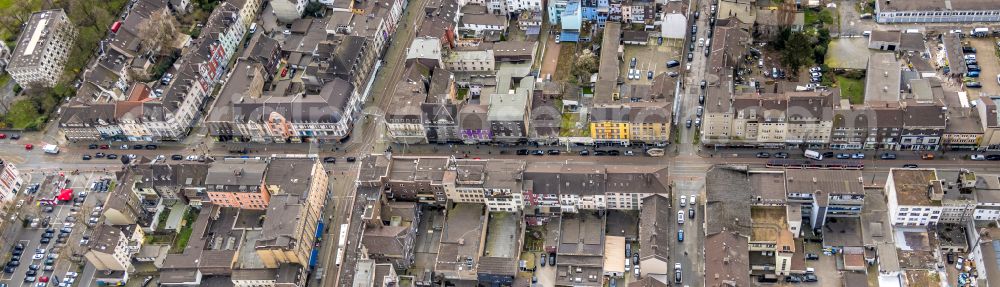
[784,169,865,230]
[885,168,945,226]
[977,96,1000,150]
[104,163,210,230]
[256,158,329,268]
[360,198,419,269]
[356,154,670,212]
[84,224,144,271]
[452,160,526,212]
[875,0,1000,23]
[205,160,269,210]
[588,102,672,146]
[0,159,22,204]
[487,77,534,143]
[716,91,836,148]
[7,9,76,88]
[270,0,306,22]
[975,174,1000,221]
[59,0,256,141]
[505,0,542,12]
[445,49,495,72]
[386,63,432,144]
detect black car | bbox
[579,150,590,156]
[6,260,18,267]
[531,150,545,156]
[755,152,770,158]
[132,144,144,149]
[171,154,183,160]
[774,152,788,158]
[27,264,38,271]
[106,154,118,159]
[88,144,98,149]
[323,157,337,163]
[785,275,801,283]
[803,274,818,282]
[608,150,621,156]
[593,150,607,156]
[346,157,356,162]
[547,150,560,155]
[903,164,919,168]
[3,266,14,273]
[987,154,1000,161]
[805,253,819,260]
[12,249,21,256]
[549,253,556,265]
[880,153,897,160]
[688,208,695,219]
[40,238,50,244]
[666,60,680,68]
[516,149,529,155]
[9,256,18,262]
[822,152,835,158]
[82,155,92,160]
[145,145,158,150]
[26,269,36,276]
[9,134,18,140]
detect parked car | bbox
[971,154,986,160]
[774,152,788,158]
[547,150,561,155]
[805,253,819,260]
[803,274,818,282]
[851,153,865,159]
[835,153,850,159]
[880,153,897,160]
[987,154,1000,161]
[903,164,919,168]
[755,152,771,158]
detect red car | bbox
[24,144,33,150]
[281,68,288,77]
[39,276,48,282]
[99,144,110,149]
[0,133,6,139]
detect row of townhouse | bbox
[355,154,671,212]
[885,168,1000,226]
[204,0,407,143]
[97,156,328,286]
[58,0,260,142]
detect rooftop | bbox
[889,169,942,206]
[865,53,902,103]
[9,9,71,69]
[705,231,751,287]
[639,194,671,262]
[706,165,753,236]
[876,0,1000,11]
[435,204,485,275]
[558,211,605,256]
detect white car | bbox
[689,195,697,205]
[679,195,687,207]
[996,73,1000,85]
[971,154,986,161]
[66,272,78,278]
[677,211,685,224]
[32,254,44,260]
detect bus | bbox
[338,224,349,248]
[765,159,864,170]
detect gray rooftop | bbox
[9,9,72,69]
[865,53,902,103]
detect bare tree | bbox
[138,9,180,55]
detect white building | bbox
[445,49,495,72]
[885,168,945,226]
[0,158,22,204]
[7,9,76,88]
[270,0,306,23]
[875,0,1000,23]
[505,0,542,13]
[84,224,143,272]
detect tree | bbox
[571,50,598,80]
[304,1,326,18]
[5,99,41,130]
[138,9,180,54]
[780,32,815,75]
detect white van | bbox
[249,23,257,34]
[804,149,823,160]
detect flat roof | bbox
[9,10,69,69]
[890,169,942,206]
[595,22,622,104]
[865,53,902,103]
[603,236,626,273]
[877,0,1000,11]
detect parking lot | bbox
[967,37,1000,99]
[621,36,685,85]
[1,170,110,286]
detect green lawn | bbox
[555,43,578,82]
[836,75,865,104]
[170,226,193,253]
